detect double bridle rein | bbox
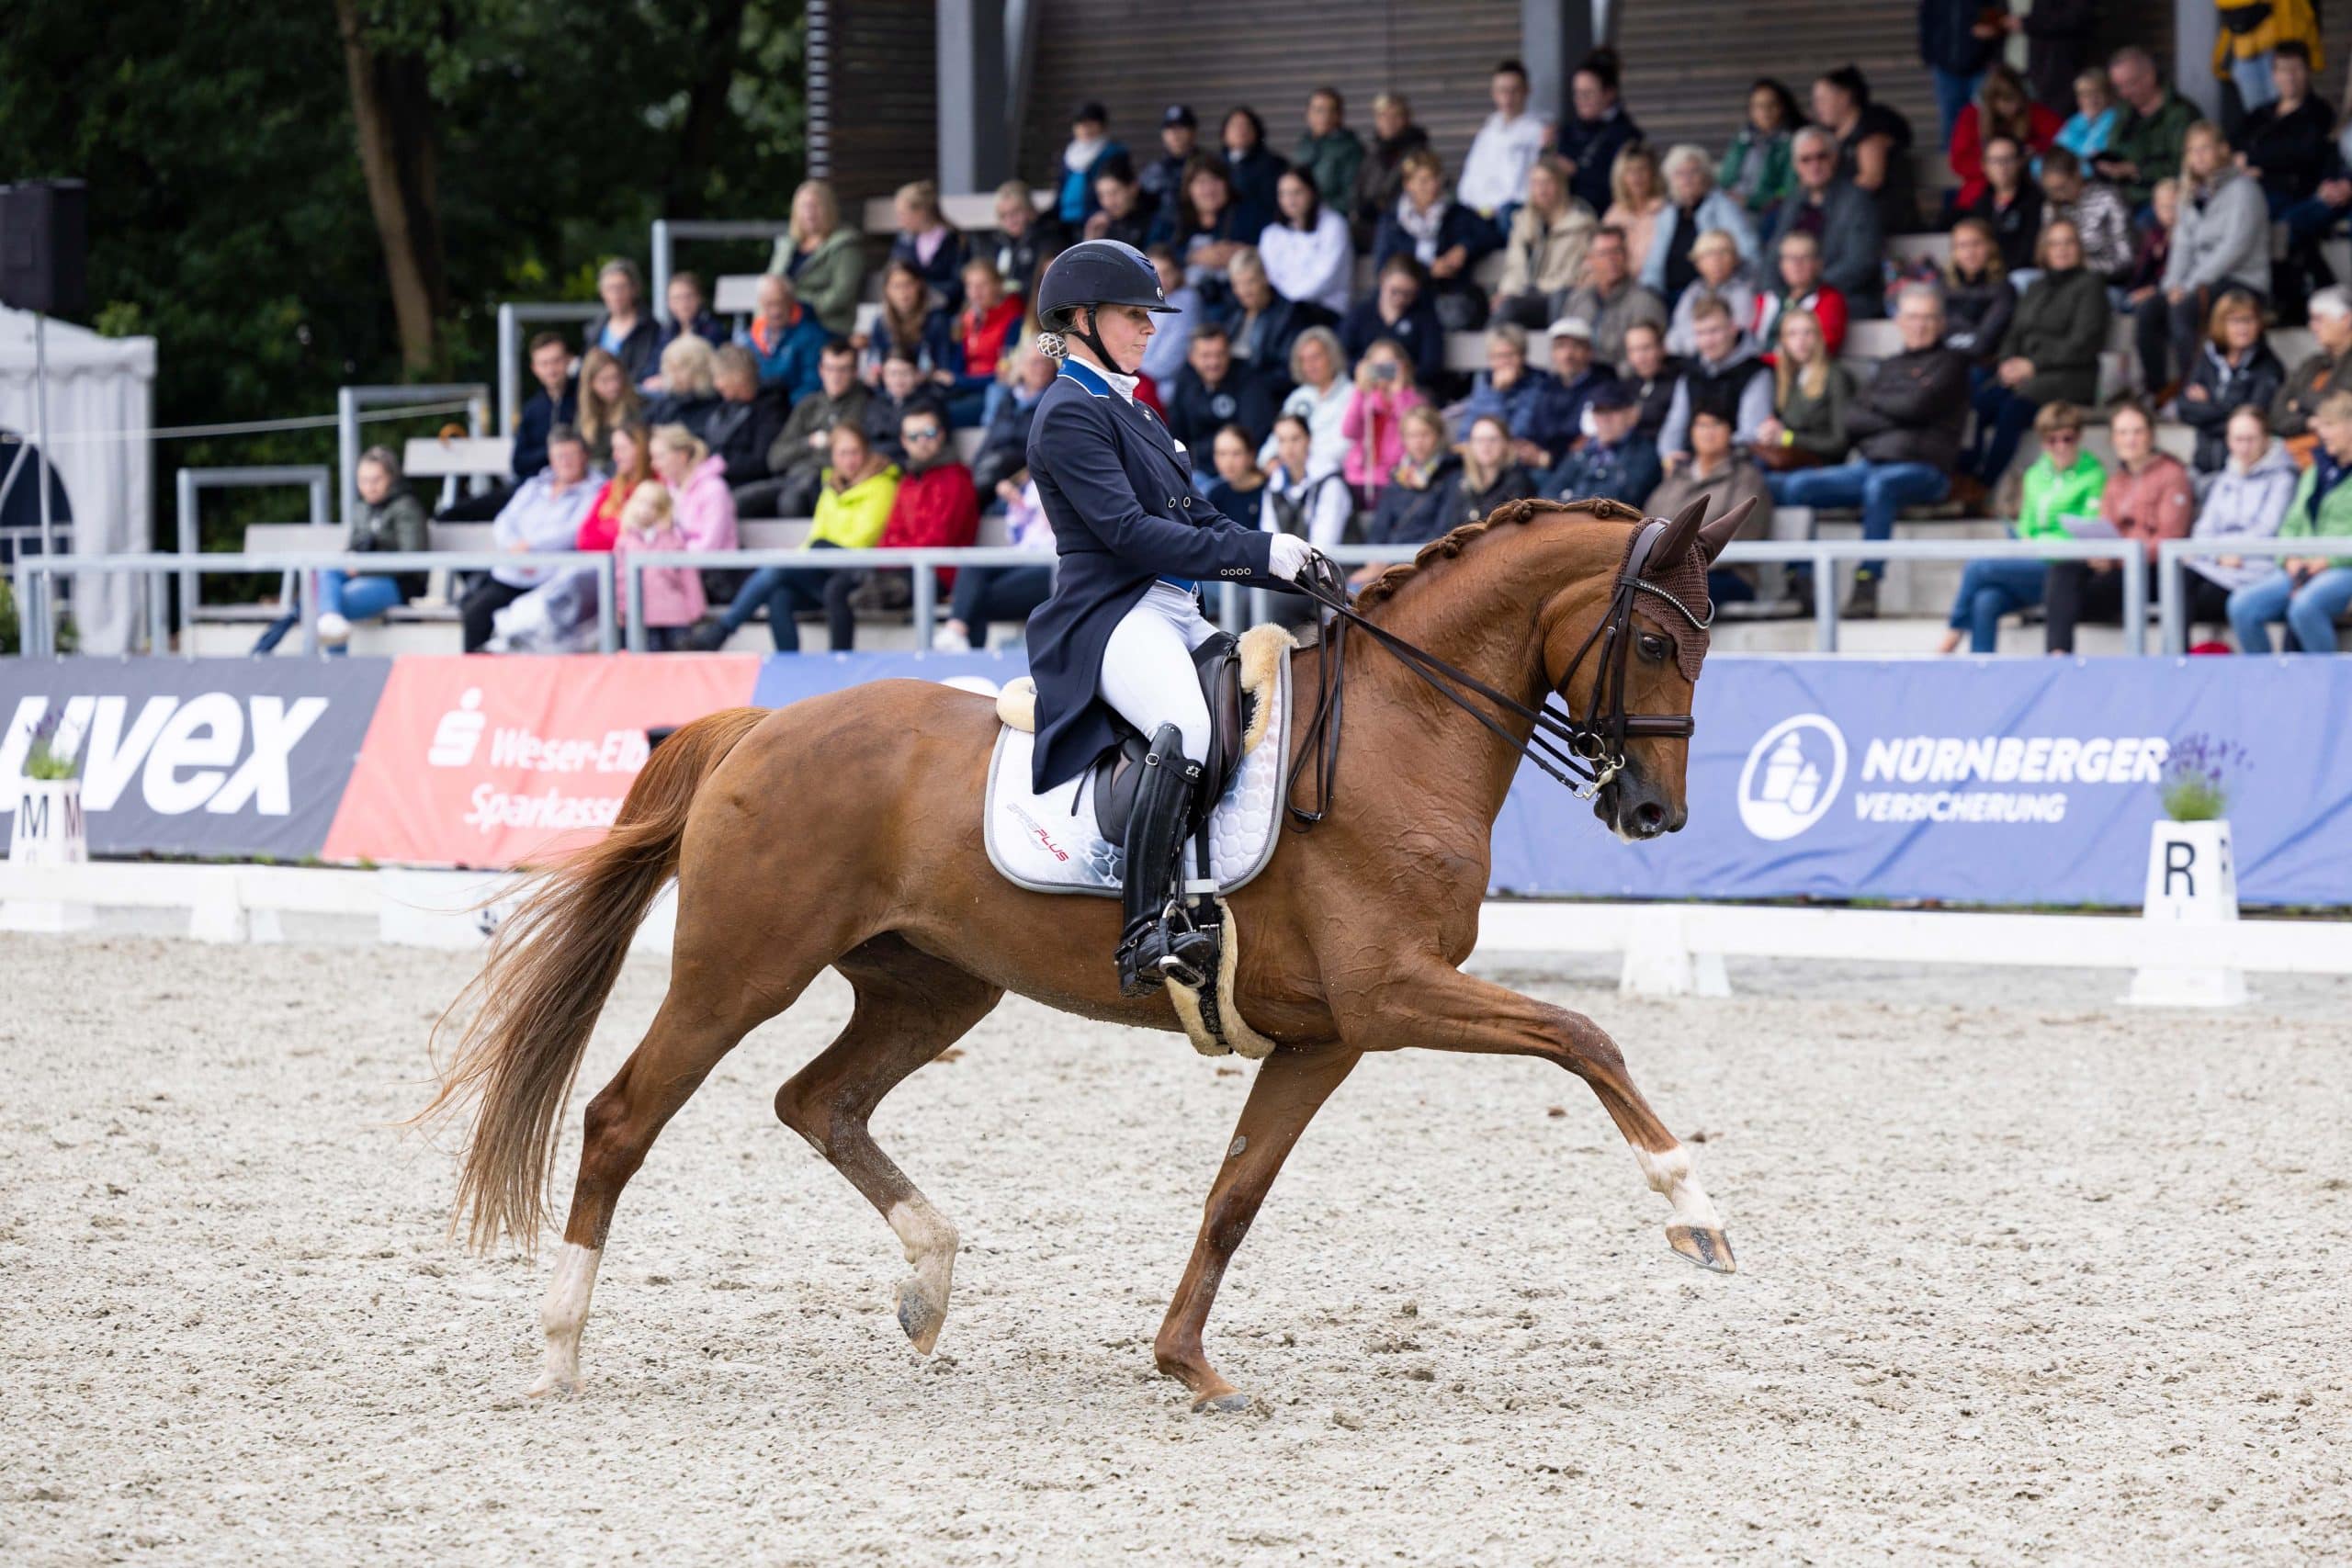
[1283,517,1712,828]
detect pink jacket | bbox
[1340,385,1430,491]
[612,520,706,626]
[669,456,740,553]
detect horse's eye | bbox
[1639,633,1671,663]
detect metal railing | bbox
[2155,536,2344,655]
[649,220,793,326]
[173,467,334,644]
[335,385,489,525]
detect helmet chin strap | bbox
[1072,306,1132,378]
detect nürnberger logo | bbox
[1737,714,1846,840]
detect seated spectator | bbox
[1141,104,1198,230]
[2123,179,2182,392]
[1645,408,1772,603]
[2214,0,2323,117]
[1459,59,1550,219]
[313,445,427,653]
[1645,144,1758,302]
[1222,247,1317,392]
[1618,320,1684,442]
[577,419,652,554]
[949,259,1026,425]
[863,350,951,463]
[1057,101,1126,226]
[2183,405,2297,628]
[984,179,1063,298]
[1260,167,1354,315]
[1560,224,1668,364]
[1540,316,1620,467]
[1769,129,1885,313]
[1963,220,2109,488]
[1165,325,1276,473]
[2181,289,2286,473]
[609,480,704,651]
[1546,379,1660,508]
[1295,86,1367,212]
[1602,144,1669,287]
[2229,389,2352,652]
[1137,245,1204,385]
[769,178,865,336]
[650,422,740,560]
[1341,255,1447,385]
[2037,148,2133,282]
[2154,122,2271,392]
[438,331,577,523]
[861,260,962,389]
[2246,44,2343,315]
[1756,308,1853,469]
[585,258,658,385]
[1085,163,1152,249]
[1462,322,1562,459]
[1815,64,1917,233]
[2054,68,2118,163]
[1260,412,1351,547]
[1340,337,1430,500]
[461,425,601,652]
[1768,285,1968,616]
[888,179,967,310]
[642,335,721,436]
[1491,155,1595,330]
[1264,326,1352,471]
[1221,107,1290,236]
[1667,230,1763,357]
[690,423,899,651]
[1657,298,1771,465]
[734,339,865,517]
[973,340,1056,498]
[1719,78,1804,221]
[2094,47,2197,209]
[1441,413,1539,529]
[2045,400,2191,652]
[1158,155,1250,297]
[1941,218,2016,365]
[827,411,979,649]
[702,344,788,491]
[1363,406,1463,551]
[2270,286,2352,456]
[1937,400,2105,653]
[647,271,727,389]
[739,273,829,401]
[1965,137,2045,275]
[1752,229,1849,355]
[1556,49,1644,218]
[1952,64,2063,210]
[572,346,640,468]
[1355,92,1432,239]
[1374,149,1499,332]
[1204,423,1269,524]
[933,474,1056,652]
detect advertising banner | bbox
[0,658,390,858]
[322,656,761,867]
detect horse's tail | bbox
[418,705,769,1254]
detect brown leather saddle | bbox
[1088,631,1250,842]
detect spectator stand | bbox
[649,220,798,329]
[174,465,331,648]
[493,301,600,438]
[336,383,489,526]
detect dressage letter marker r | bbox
[2164,840,2196,899]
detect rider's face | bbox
[1090,304,1156,370]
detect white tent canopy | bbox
[0,307,157,654]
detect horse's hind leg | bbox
[775,936,1003,1356]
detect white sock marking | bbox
[530,1242,602,1395]
[1634,1143,1724,1232]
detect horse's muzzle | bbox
[1594,772,1687,842]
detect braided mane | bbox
[1351,496,1648,613]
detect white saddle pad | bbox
[984,633,1293,897]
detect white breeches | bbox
[1098,581,1220,764]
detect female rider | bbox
[1023,240,1318,995]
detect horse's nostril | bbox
[1634,801,1667,835]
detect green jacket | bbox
[2107,90,2197,208]
[808,463,900,549]
[1999,265,2109,405]
[1775,362,1855,461]
[770,227,865,337]
[1718,129,1793,215]
[1294,129,1366,211]
[2280,459,2352,567]
[2014,452,2106,542]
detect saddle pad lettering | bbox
[984,654,1289,897]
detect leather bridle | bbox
[1283,518,1712,829]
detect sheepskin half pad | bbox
[984,624,1294,897]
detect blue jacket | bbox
[1023,359,1276,789]
[1058,141,1129,223]
[1548,433,1662,509]
[1224,145,1290,237]
[1555,109,1643,216]
[1462,368,1563,446]
[1371,203,1500,295]
[739,310,831,401]
[511,385,577,481]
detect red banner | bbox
[322,655,761,867]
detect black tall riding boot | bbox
[1114,723,1218,998]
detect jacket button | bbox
[1181,496,1193,508]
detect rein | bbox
[1283,519,1711,829]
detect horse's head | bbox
[1536,496,1751,841]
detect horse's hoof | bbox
[527,1366,581,1398]
[896,1275,946,1355]
[1192,1390,1251,1415]
[1668,1224,1736,1274]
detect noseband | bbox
[1285,518,1711,826]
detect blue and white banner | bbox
[746,653,2352,908]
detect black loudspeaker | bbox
[0,180,88,317]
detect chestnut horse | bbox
[425,496,1749,1410]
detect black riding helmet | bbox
[1035,240,1176,375]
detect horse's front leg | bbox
[1155,1043,1361,1411]
[1347,961,1735,1273]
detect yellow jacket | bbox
[808,463,901,549]
[2214,0,2322,73]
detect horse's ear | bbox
[1696,498,1758,565]
[1647,498,1708,570]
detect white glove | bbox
[1266,534,1316,581]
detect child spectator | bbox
[1951,64,2063,210]
[1964,220,2108,488]
[610,480,704,650]
[1491,155,1595,330]
[1221,107,1289,236]
[1602,144,1669,288]
[1556,49,1644,217]
[1259,166,1354,315]
[1057,101,1126,226]
[1204,423,1269,525]
[2184,406,2296,627]
[2228,390,2352,652]
[585,259,657,384]
[984,179,1062,298]
[2045,399,2191,652]
[1938,401,2104,653]
[691,423,899,651]
[650,423,739,558]
[739,273,829,400]
[1719,79,1802,220]
[1459,60,1550,218]
[1941,218,2016,365]
[2053,68,2118,162]
[1666,230,1763,357]
[1354,93,1433,238]
[2181,290,2287,473]
[1295,87,1365,212]
[769,178,865,336]
[1756,308,1853,469]
[1341,256,1447,386]
[1374,149,1499,332]
[1260,412,1351,547]
[1340,336,1429,499]
[888,180,967,310]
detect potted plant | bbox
[4,707,92,931]
[2128,733,2250,1006]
